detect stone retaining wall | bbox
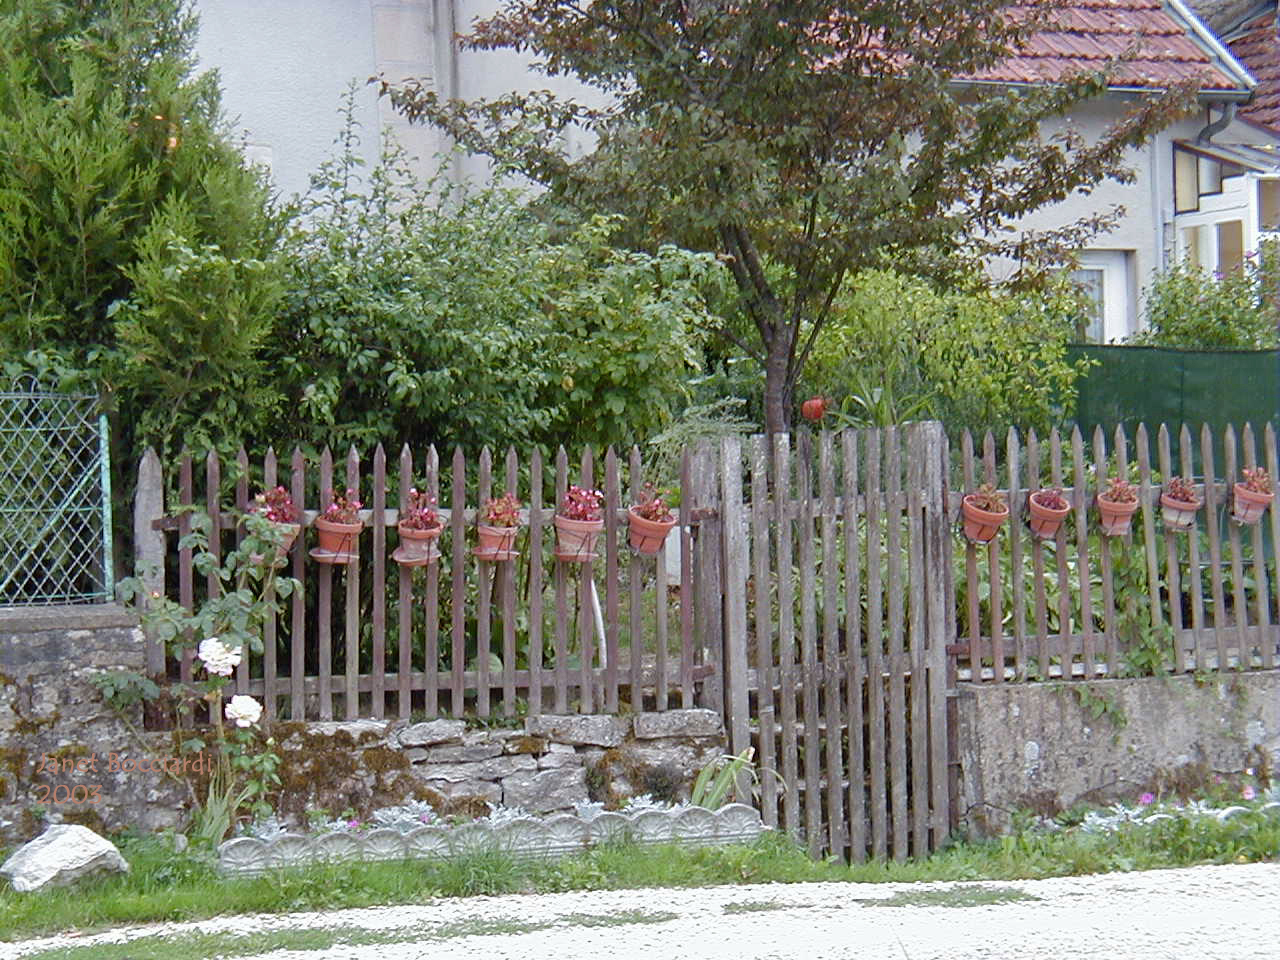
[0,606,187,846]
[956,670,1280,834]
[268,709,727,827]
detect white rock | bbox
[0,824,129,892]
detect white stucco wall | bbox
[193,0,384,202]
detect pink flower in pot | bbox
[554,485,604,561]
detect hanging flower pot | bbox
[249,487,301,564]
[554,485,605,561]
[393,489,442,566]
[1232,467,1274,525]
[474,492,522,561]
[1159,477,1202,532]
[311,488,363,564]
[1096,477,1138,537]
[961,484,1008,544]
[628,483,677,556]
[1027,488,1071,540]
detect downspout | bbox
[1197,102,1236,143]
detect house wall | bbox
[192,0,602,200]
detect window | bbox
[1070,251,1134,343]
[1217,220,1244,274]
[1260,180,1280,231]
[1175,148,1199,213]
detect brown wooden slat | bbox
[1006,429,1026,680]
[317,448,334,720]
[450,447,466,715]
[841,430,866,861]
[604,447,621,712]
[234,448,249,696]
[397,445,414,719]
[750,434,777,829]
[502,448,519,716]
[262,448,278,718]
[1267,425,1280,669]
[905,426,928,858]
[476,447,494,717]
[1092,428,1117,675]
[885,427,908,861]
[424,445,441,717]
[344,448,362,719]
[1071,428,1097,679]
[797,431,822,857]
[528,449,544,717]
[720,437,751,799]
[1224,426,1248,669]
[578,447,597,713]
[178,453,194,720]
[1027,431,1050,679]
[863,428,887,860]
[961,431,980,680]
[1201,425,1228,672]
[920,422,952,851]
[818,431,846,855]
[554,447,570,713]
[1135,426,1165,673]
[628,446,643,710]
[289,449,306,720]
[773,432,800,840]
[1157,425,1185,673]
[1242,424,1272,670]
[679,448,695,708]
[1048,430,1068,681]
[1180,425,1207,671]
[372,444,387,719]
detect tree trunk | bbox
[763,339,791,436]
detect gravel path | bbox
[4,862,1277,959]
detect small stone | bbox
[538,750,584,770]
[307,720,389,740]
[420,779,503,804]
[501,767,589,812]
[419,743,504,763]
[1,825,129,893]
[524,714,630,747]
[633,709,723,740]
[398,719,466,747]
[414,754,537,782]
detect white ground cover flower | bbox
[198,637,242,676]
[224,694,263,727]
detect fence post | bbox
[719,436,751,776]
[690,441,723,716]
[134,448,166,676]
[916,421,953,849]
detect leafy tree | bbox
[270,107,720,455]
[382,1,1196,433]
[0,0,285,459]
[1128,251,1280,350]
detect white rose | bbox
[198,637,242,677]
[224,695,263,728]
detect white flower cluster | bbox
[224,694,263,728]
[372,800,440,831]
[198,637,242,677]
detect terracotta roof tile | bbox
[969,1,1249,92]
[1227,10,1280,132]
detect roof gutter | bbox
[1197,102,1236,143]
[1166,0,1258,92]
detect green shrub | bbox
[803,270,1089,437]
[1128,252,1280,350]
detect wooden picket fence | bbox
[952,421,1280,683]
[131,419,1279,863]
[134,442,720,723]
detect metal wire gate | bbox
[0,380,113,605]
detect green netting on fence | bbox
[1067,346,1280,440]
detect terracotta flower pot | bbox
[554,515,604,561]
[250,521,300,566]
[474,524,519,560]
[394,523,442,566]
[961,496,1008,544]
[1027,492,1071,540]
[628,507,677,556]
[1096,495,1138,536]
[312,517,362,563]
[1232,483,1274,525]
[1160,493,1202,532]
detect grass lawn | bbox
[2,803,1277,945]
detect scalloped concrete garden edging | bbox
[217,803,765,877]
